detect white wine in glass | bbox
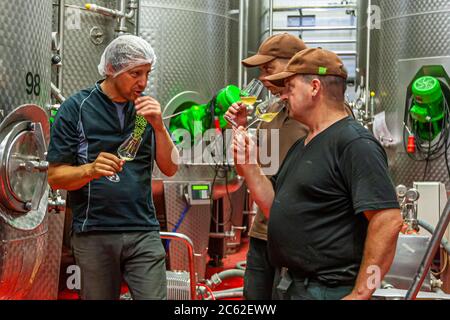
[240,79,263,106]
[224,79,264,127]
[245,96,286,129]
[240,95,258,106]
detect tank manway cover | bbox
[0,104,49,231]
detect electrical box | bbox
[413,182,449,240]
[186,182,212,206]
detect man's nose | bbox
[280,90,289,101]
[138,75,148,88]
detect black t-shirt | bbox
[268,117,399,285]
[47,81,160,233]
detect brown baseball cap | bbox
[242,33,307,67]
[265,48,348,86]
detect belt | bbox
[280,267,354,288]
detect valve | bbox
[19,160,49,173]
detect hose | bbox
[236,260,246,270]
[418,219,450,254]
[205,289,244,300]
[165,203,191,250]
[215,269,245,279]
[197,283,216,300]
[205,269,245,289]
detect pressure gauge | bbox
[396,185,407,198]
[355,98,365,110]
[405,188,420,202]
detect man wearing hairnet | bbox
[47,35,178,300]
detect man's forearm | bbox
[154,127,179,177]
[48,164,94,191]
[237,164,274,219]
[348,209,402,299]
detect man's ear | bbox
[311,79,321,98]
[106,64,115,76]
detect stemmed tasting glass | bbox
[224,79,264,127]
[106,115,147,183]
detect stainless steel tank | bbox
[357,0,450,187]
[0,0,53,299]
[138,0,239,106]
[59,0,118,96]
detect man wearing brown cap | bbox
[225,33,308,300]
[233,48,402,300]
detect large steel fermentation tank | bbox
[356,0,450,294]
[138,0,239,106]
[0,0,56,299]
[357,0,450,187]
[58,0,120,97]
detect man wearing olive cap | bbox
[47,35,178,300]
[225,33,308,300]
[233,48,402,300]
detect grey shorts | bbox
[71,230,167,300]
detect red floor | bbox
[204,239,248,297]
[58,238,249,300]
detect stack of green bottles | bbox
[169,85,241,144]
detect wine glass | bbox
[244,95,287,129]
[106,115,147,183]
[240,78,264,106]
[224,79,264,127]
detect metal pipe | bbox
[418,220,450,254]
[272,5,357,11]
[365,0,372,116]
[134,0,140,35]
[406,198,450,300]
[334,51,357,56]
[238,0,245,88]
[159,232,197,300]
[85,1,137,35]
[303,39,357,44]
[269,0,274,37]
[85,3,122,17]
[271,26,356,32]
[209,231,234,239]
[243,0,249,86]
[125,0,138,19]
[118,0,137,34]
[51,82,66,103]
[118,0,127,34]
[57,0,65,92]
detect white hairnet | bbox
[98,35,156,78]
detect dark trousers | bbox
[71,231,167,300]
[243,237,276,300]
[273,268,353,300]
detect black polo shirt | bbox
[47,81,160,233]
[268,117,400,285]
